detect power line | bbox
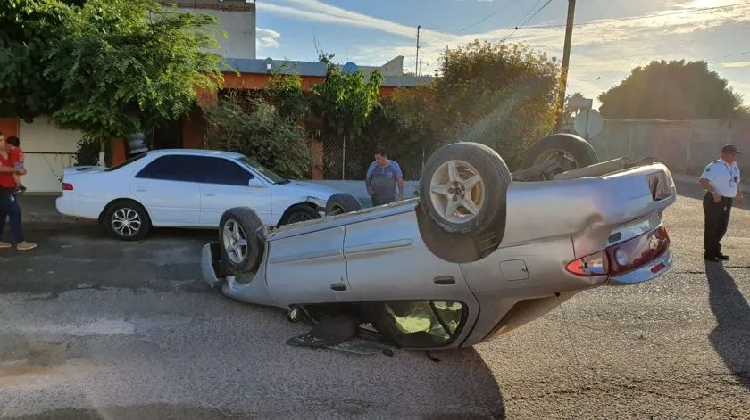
[428,0,526,47]
[501,0,555,41]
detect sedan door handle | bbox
[433,276,456,285]
[204,193,216,197]
[330,283,347,292]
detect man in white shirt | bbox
[698,144,744,262]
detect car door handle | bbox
[204,193,216,197]
[330,283,347,292]
[433,276,455,285]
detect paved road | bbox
[1,183,749,419]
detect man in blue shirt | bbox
[365,147,404,207]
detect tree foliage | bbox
[387,40,560,170]
[0,0,224,140]
[311,53,383,142]
[262,65,309,122]
[598,60,746,120]
[0,0,69,120]
[203,91,311,179]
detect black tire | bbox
[417,142,511,263]
[104,200,151,241]
[325,193,363,216]
[219,207,264,276]
[279,204,320,226]
[522,133,599,171]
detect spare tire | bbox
[325,193,363,216]
[522,133,598,172]
[417,142,512,263]
[219,207,265,276]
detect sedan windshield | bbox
[237,156,289,185]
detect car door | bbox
[197,156,274,227]
[265,226,358,306]
[131,155,202,226]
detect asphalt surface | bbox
[1,182,749,419]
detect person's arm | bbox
[0,166,21,174]
[736,172,744,208]
[393,162,404,201]
[365,162,375,196]
[699,163,721,203]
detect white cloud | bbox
[256,28,281,48]
[721,61,750,68]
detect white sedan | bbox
[56,149,345,241]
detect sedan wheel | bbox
[105,201,150,241]
[222,219,248,266]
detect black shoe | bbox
[705,255,720,262]
[716,253,729,261]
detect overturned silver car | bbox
[201,134,677,351]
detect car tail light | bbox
[646,171,672,201]
[605,226,670,276]
[62,183,73,191]
[566,226,670,277]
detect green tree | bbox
[262,63,309,123]
[388,40,560,170]
[203,92,312,179]
[0,0,224,140]
[0,0,69,120]
[598,60,746,119]
[310,52,384,178]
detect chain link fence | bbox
[319,137,425,181]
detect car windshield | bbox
[236,156,289,185]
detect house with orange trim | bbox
[1,0,430,193]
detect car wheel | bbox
[325,193,363,216]
[522,133,599,177]
[219,207,264,276]
[279,204,320,226]
[417,142,511,263]
[104,200,151,241]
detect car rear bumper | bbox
[606,248,672,286]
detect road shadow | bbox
[705,261,750,388]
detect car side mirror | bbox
[248,178,265,188]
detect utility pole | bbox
[416,25,421,77]
[554,0,576,133]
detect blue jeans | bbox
[0,189,24,244]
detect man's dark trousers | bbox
[371,195,395,207]
[703,191,732,258]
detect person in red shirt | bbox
[6,136,27,194]
[0,132,36,251]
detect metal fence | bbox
[319,137,425,181]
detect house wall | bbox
[164,0,256,60]
[17,117,84,193]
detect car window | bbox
[199,156,254,186]
[135,155,203,182]
[370,300,467,348]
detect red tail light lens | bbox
[605,226,670,276]
[62,183,73,191]
[566,226,670,277]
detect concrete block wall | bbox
[588,119,750,176]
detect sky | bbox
[251,0,750,110]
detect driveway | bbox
[1,182,749,419]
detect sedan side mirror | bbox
[248,178,266,188]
